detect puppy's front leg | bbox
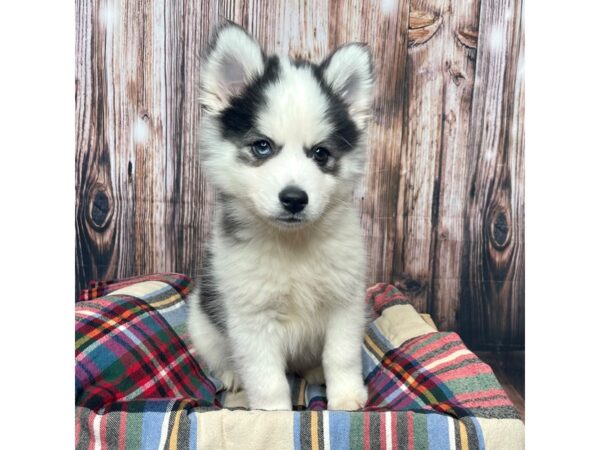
[323,303,368,410]
[230,325,292,410]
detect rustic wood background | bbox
[75,0,524,351]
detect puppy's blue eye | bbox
[312,147,330,166]
[251,140,273,159]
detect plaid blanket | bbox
[76,274,524,449]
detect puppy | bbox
[187,22,374,411]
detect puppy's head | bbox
[199,23,373,229]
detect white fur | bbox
[187,24,373,411]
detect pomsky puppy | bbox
[187,22,374,411]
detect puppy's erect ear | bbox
[200,23,265,114]
[320,44,374,129]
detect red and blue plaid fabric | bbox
[75,275,523,449]
[78,273,192,302]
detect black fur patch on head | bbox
[198,250,227,332]
[312,63,361,154]
[218,49,362,174]
[218,55,281,143]
[291,56,361,155]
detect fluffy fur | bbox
[187,22,374,411]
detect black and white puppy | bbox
[187,23,374,410]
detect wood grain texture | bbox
[457,0,525,349]
[75,0,524,350]
[418,0,480,335]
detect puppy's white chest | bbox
[217,238,334,330]
[250,246,329,313]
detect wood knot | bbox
[447,64,466,86]
[490,208,511,250]
[394,273,426,297]
[87,184,113,231]
[408,10,442,47]
[456,28,478,49]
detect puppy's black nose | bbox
[279,186,308,213]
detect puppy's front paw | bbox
[217,369,242,392]
[327,384,368,411]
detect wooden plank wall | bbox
[75,0,524,350]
